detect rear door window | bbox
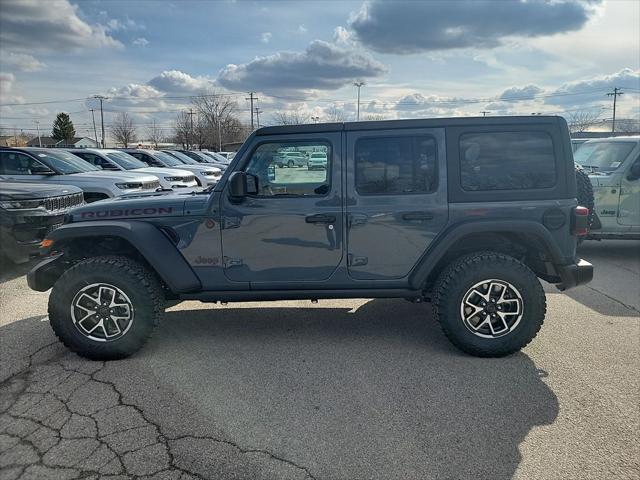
[355,135,437,195]
[459,132,555,191]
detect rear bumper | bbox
[555,258,593,291]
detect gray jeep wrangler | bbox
[28,116,593,360]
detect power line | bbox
[245,92,257,130]
[606,87,624,133]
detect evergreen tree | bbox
[51,113,76,145]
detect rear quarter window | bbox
[460,131,556,191]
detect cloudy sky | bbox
[0,0,639,139]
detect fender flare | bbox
[38,220,201,293]
[408,220,566,289]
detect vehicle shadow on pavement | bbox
[137,299,561,479]
[0,300,559,479]
[0,257,35,284]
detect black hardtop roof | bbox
[255,115,564,136]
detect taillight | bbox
[572,206,590,236]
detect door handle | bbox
[306,214,336,224]
[402,211,434,221]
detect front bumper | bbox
[555,258,593,291]
[0,214,65,263]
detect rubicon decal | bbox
[79,207,173,219]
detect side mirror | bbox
[228,171,259,199]
[30,164,55,175]
[627,161,640,181]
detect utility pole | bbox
[93,95,108,148]
[606,87,624,133]
[254,107,262,129]
[89,109,99,148]
[245,92,257,130]
[480,111,490,117]
[187,109,195,149]
[34,120,42,147]
[353,82,365,121]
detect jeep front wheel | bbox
[48,256,164,360]
[432,252,546,357]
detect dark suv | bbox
[28,116,592,360]
[1,182,84,263]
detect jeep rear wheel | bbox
[48,255,163,360]
[432,252,546,357]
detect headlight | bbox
[115,183,143,190]
[0,199,45,210]
[164,176,184,181]
[201,171,220,176]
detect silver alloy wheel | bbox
[460,279,523,338]
[70,283,134,342]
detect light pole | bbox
[33,120,41,147]
[354,81,365,121]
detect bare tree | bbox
[146,118,164,148]
[173,111,192,149]
[566,110,601,133]
[192,90,240,150]
[364,114,386,121]
[110,112,137,147]
[615,118,640,134]
[325,105,347,122]
[271,109,310,125]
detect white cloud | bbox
[499,84,545,101]
[0,0,122,52]
[217,40,387,92]
[297,25,307,34]
[132,37,149,47]
[0,73,24,104]
[261,32,272,44]
[0,52,45,72]
[546,68,640,105]
[349,0,601,54]
[147,70,213,94]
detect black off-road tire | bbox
[432,252,546,357]
[48,255,164,360]
[575,165,595,240]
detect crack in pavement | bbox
[1,346,317,480]
[585,285,640,314]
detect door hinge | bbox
[222,216,241,229]
[348,214,368,228]
[223,256,243,268]
[348,254,368,267]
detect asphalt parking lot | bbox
[1,240,638,480]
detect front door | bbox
[345,128,448,281]
[220,133,343,284]
[618,155,640,228]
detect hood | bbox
[0,181,83,200]
[68,190,201,222]
[169,165,221,174]
[64,171,159,183]
[132,167,195,178]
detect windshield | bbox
[152,151,184,167]
[574,142,637,172]
[35,150,101,174]
[189,151,213,163]
[165,150,199,164]
[204,151,230,163]
[105,151,148,169]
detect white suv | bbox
[122,149,222,187]
[0,148,160,202]
[69,149,199,190]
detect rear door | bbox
[618,153,640,228]
[345,128,448,281]
[219,133,343,284]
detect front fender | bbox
[30,220,201,293]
